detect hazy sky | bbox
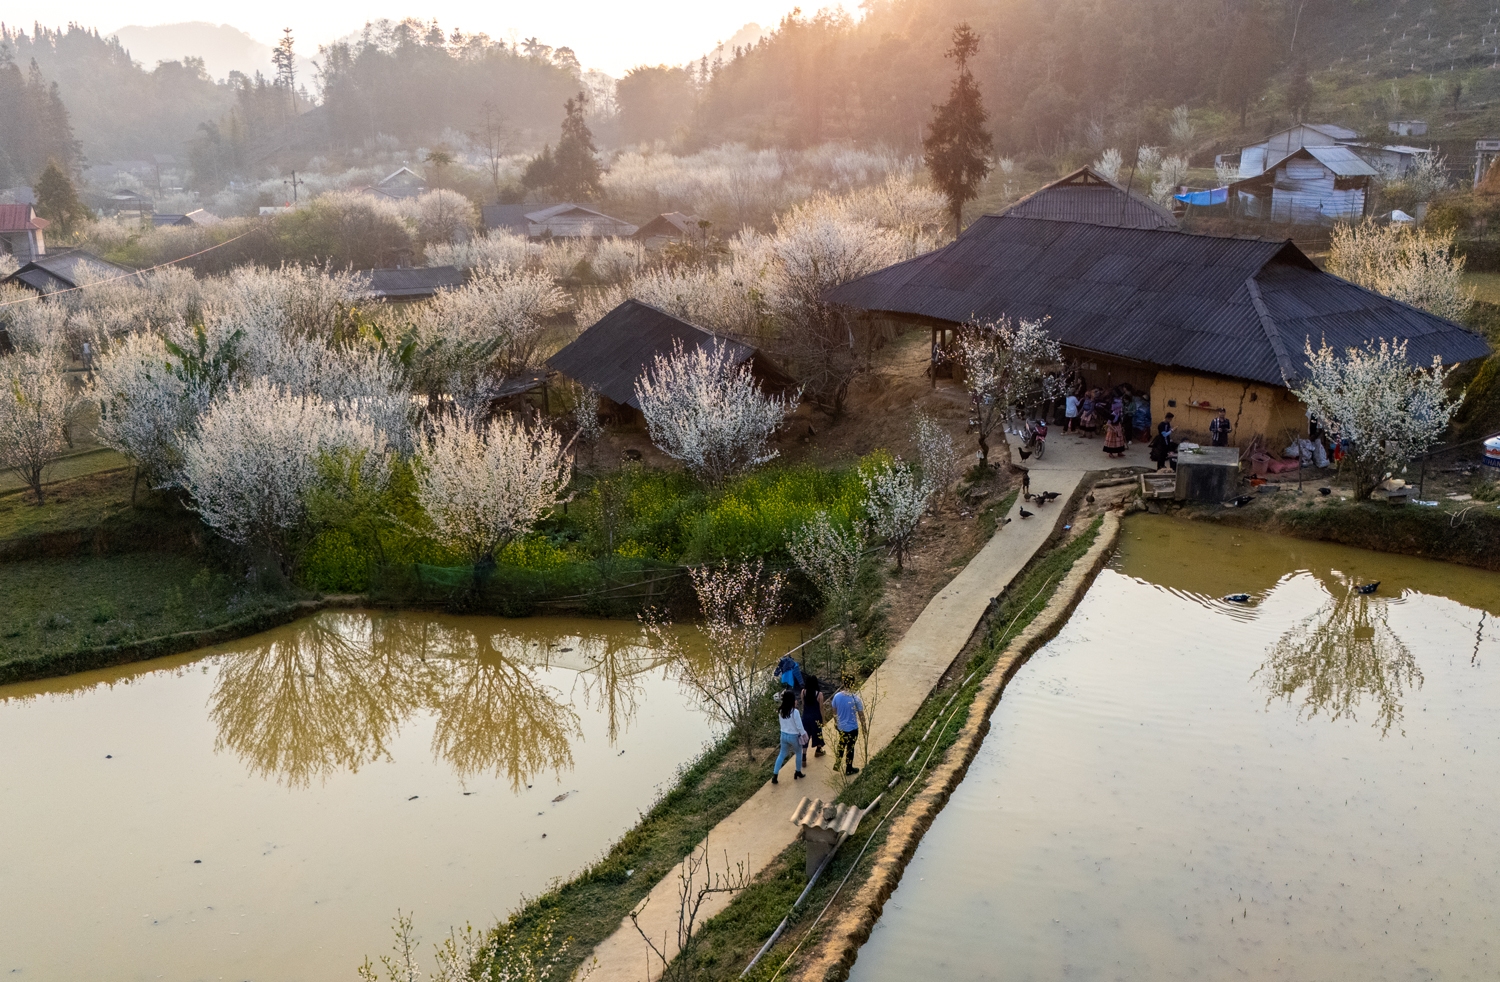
[12,1,819,76]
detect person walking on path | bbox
[830,676,867,775]
[801,671,828,757]
[771,689,807,784]
[1210,408,1232,447]
[1064,392,1079,432]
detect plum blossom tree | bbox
[863,457,930,570]
[179,378,390,568]
[1293,338,1461,500]
[644,559,786,761]
[413,413,573,566]
[634,338,799,486]
[415,268,568,388]
[1327,221,1472,322]
[912,411,960,507]
[789,508,867,649]
[91,332,212,490]
[0,348,79,504]
[956,316,1061,467]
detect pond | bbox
[851,515,1500,982]
[0,610,803,981]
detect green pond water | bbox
[0,610,803,981]
[850,515,1500,982]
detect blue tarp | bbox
[1173,187,1229,206]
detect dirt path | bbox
[584,467,1088,981]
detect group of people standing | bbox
[771,656,866,784]
[1062,382,1153,459]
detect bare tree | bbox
[629,839,750,981]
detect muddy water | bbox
[0,611,803,981]
[851,516,1500,982]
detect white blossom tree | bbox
[414,268,567,388]
[789,509,867,650]
[0,349,79,504]
[413,413,573,566]
[91,332,211,490]
[1327,220,1473,322]
[179,378,390,568]
[956,316,1061,467]
[645,559,786,761]
[913,411,960,507]
[1293,338,1461,499]
[863,457,930,571]
[635,338,798,487]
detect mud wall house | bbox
[546,298,795,424]
[1228,146,1376,224]
[824,209,1489,449]
[0,204,48,264]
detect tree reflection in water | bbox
[208,614,660,788]
[1255,573,1422,736]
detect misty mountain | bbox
[110,22,317,84]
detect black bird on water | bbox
[1356,581,1381,594]
[1019,507,1034,519]
[1224,593,1251,603]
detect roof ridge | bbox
[1245,275,1302,383]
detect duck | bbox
[1019,507,1034,519]
[1223,593,1251,603]
[1039,491,1061,502]
[1356,581,1380,594]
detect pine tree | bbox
[35,160,89,238]
[272,28,298,117]
[550,92,602,201]
[923,25,993,237]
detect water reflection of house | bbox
[547,299,794,422]
[825,204,1490,446]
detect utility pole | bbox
[284,170,304,205]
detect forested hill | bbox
[661,0,1500,157]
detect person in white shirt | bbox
[771,688,807,784]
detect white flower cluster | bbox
[413,413,573,564]
[635,338,799,486]
[1328,220,1472,323]
[862,458,930,571]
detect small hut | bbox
[547,299,794,420]
[634,212,704,248]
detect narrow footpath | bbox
[585,455,1088,981]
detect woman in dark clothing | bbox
[1149,419,1176,470]
[801,672,827,757]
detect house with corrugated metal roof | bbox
[363,167,428,201]
[1228,146,1376,223]
[1233,123,1361,179]
[480,202,638,239]
[352,266,467,302]
[5,250,137,296]
[0,204,48,264]
[547,299,794,419]
[999,166,1179,230]
[824,217,1488,446]
[634,212,705,248]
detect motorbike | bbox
[1019,417,1047,459]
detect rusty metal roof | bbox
[825,217,1489,385]
[789,796,865,835]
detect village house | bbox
[547,299,794,420]
[0,204,48,264]
[824,194,1488,448]
[481,202,638,239]
[362,166,428,201]
[1227,145,1377,223]
[352,265,466,302]
[633,212,705,249]
[4,250,137,295]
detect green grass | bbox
[0,467,138,542]
[0,447,130,495]
[0,553,294,674]
[1463,272,1500,307]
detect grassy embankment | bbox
[473,498,1102,982]
[0,467,305,684]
